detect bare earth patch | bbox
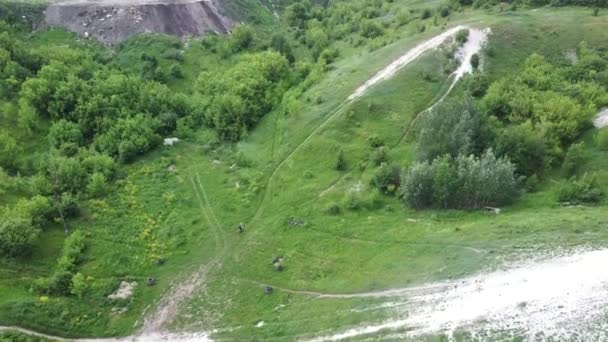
[108,281,137,300]
[309,248,608,341]
[594,108,608,128]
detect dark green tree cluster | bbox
[482,46,608,178]
[196,51,290,141]
[401,151,519,209]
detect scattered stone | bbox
[256,321,265,327]
[287,217,306,227]
[484,206,501,214]
[156,258,165,266]
[273,257,284,272]
[167,164,177,172]
[147,277,157,286]
[407,218,418,223]
[108,281,137,300]
[264,286,273,295]
[212,160,221,165]
[163,137,180,146]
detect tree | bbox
[401,150,519,209]
[48,119,83,149]
[197,51,289,141]
[416,96,485,161]
[0,132,20,172]
[371,163,401,194]
[0,208,40,256]
[360,20,383,38]
[230,25,255,52]
[44,155,86,234]
[562,142,589,176]
[87,172,108,197]
[270,34,295,64]
[494,123,548,177]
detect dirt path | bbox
[308,248,608,341]
[140,173,226,334]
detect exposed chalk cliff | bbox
[45,0,234,44]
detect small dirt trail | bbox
[140,173,226,334]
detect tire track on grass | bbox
[141,173,226,333]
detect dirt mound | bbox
[45,0,233,44]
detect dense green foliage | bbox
[401,150,519,209]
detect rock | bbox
[167,164,177,172]
[147,277,157,286]
[156,258,165,265]
[108,281,137,300]
[264,286,273,294]
[163,137,180,146]
[44,0,234,45]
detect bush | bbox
[471,53,480,69]
[596,128,608,150]
[361,20,384,38]
[401,150,519,209]
[439,6,451,17]
[455,29,469,44]
[34,231,86,295]
[336,149,347,171]
[367,134,384,148]
[494,123,548,177]
[421,8,432,19]
[416,95,485,161]
[371,163,401,194]
[370,146,388,166]
[0,213,40,257]
[326,203,341,215]
[557,175,603,204]
[87,172,108,197]
[562,142,588,176]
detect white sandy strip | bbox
[595,108,608,128]
[0,328,212,342]
[427,27,490,112]
[348,25,470,101]
[309,248,608,341]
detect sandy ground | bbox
[348,25,481,101]
[595,108,608,128]
[309,248,608,341]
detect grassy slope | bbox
[166,7,608,341]
[0,5,606,340]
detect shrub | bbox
[416,95,485,161]
[336,149,347,171]
[421,8,432,19]
[557,175,603,204]
[326,203,341,215]
[34,231,86,295]
[455,29,469,44]
[471,53,480,69]
[361,20,384,38]
[367,134,384,148]
[87,172,108,197]
[401,150,519,209]
[342,191,363,211]
[562,142,588,176]
[495,123,548,177]
[596,128,608,150]
[370,146,388,166]
[0,213,40,256]
[371,163,401,194]
[439,6,451,17]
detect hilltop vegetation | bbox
[0,0,607,339]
